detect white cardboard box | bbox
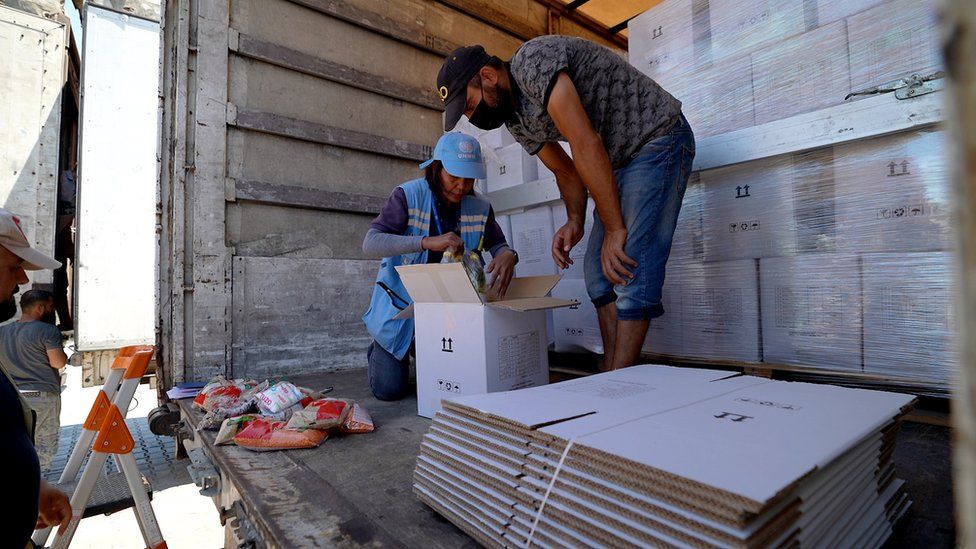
[535,141,572,182]
[480,126,517,150]
[862,252,956,385]
[760,254,862,372]
[510,205,557,277]
[549,198,596,280]
[446,365,912,508]
[396,263,574,417]
[833,129,950,254]
[676,260,761,362]
[751,21,851,126]
[641,261,685,358]
[551,278,604,354]
[670,172,705,262]
[493,214,513,256]
[678,53,756,138]
[815,0,883,27]
[627,0,699,83]
[847,0,941,92]
[700,155,799,262]
[709,0,807,62]
[486,143,537,192]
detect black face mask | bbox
[469,100,510,130]
[468,82,515,130]
[0,299,16,323]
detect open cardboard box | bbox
[395,262,577,418]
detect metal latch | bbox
[846,71,945,101]
[186,447,220,497]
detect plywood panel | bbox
[231,0,444,93]
[227,202,374,260]
[231,257,378,378]
[290,0,526,57]
[227,129,416,197]
[228,56,441,147]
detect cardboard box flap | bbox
[392,303,414,320]
[487,297,578,312]
[396,263,482,304]
[498,275,561,300]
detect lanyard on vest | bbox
[430,200,446,236]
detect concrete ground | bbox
[40,363,223,548]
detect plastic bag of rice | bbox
[214,414,262,445]
[286,398,352,430]
[340,403,375,434]
[233,418,327,451]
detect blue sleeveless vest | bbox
[363,178,490,359]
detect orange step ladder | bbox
[33,345,167,548]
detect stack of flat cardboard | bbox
[414,365,914,548]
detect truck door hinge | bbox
[186,447,220,497]
[846,71,945,101]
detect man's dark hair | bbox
[20,289,54,311]
[467,56,506,89]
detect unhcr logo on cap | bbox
[456,136,477,160]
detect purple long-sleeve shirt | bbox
[363,187,511,263]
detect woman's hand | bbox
[487,249,517,298]
[422,233,464,255]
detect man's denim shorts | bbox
[584,114,695,321]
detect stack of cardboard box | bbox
[627,0,953,390]
[629,0,942,138]
[415,365,915,547]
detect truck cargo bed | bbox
[176,369,476,548]
[176,367,952,548]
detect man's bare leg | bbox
[596,303,618,372]
[609,319,650,370]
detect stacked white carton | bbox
[833,130,950,254]
[628,0,943,137]
[862,252,956,387]
[415,365,915,548]
[644,260,761,362]
[626,0,953,391]
[761,254,863,373]
[510,206,557,278]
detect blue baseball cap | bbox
[420,132,487,180]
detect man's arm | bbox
[546,72,636,284]
[47,348,67,370]
[538,142,588,269]
[537,143,587,224]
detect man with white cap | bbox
[0,208,72,546]
[361,132,517,400]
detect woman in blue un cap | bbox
[362,132,518,401]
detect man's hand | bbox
[486,249,517,299]
[552,220,584,269]
[601,228,637,285]
[36,481,71,535]
[422,233,464,256]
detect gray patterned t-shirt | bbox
[506,35,683,168]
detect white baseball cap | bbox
[0,209,61,270]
